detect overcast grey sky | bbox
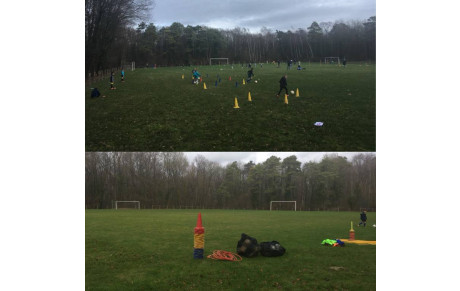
[184,152,373,166]
[151,0,376,33]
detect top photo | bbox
[85,0,376,152]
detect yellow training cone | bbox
[203,82,207,89]
[248,92,252,101]
[182,74,184,79]
[284,94,288,104]
[243,79,246,85]
[296,88,300,97]
[234,97,240,109]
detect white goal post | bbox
[115,201,140,210]
[122,61,135,71]
[209,58,229,65]
[270,201,297,211]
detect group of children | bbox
[191,66,291,99]
[109,68,125,90]
[91,68,125,98]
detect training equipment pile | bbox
[193,213,205,259]
[321,239,345,247]
[236,233,286,257]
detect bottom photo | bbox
[85,152,376,290]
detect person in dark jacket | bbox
[247,68,254,82]
[110,71,116,90]
[358,210,367,227]
[277,74,288,97]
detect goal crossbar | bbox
[270,201,297,211]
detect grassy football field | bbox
[86,209,376,290]
[85,63,375,151]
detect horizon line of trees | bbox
[86,152,376,211]
[85,0,376,78]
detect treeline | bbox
[85,152,376,211]
[85,0,376,77]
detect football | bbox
[290,90,295,94]
[255,80,258,83]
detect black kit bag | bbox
[236,233,261,257]
[259,241,286,257]
[91,88,101,98]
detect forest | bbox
[85,0,376,77]
[85,152,376,211]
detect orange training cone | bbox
[284,94,288,104]
[234,97,240,109]
[195,212,203,229]
[248,91,252,101]
[229,76,232,81]
[296,88,299,97]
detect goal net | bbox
[210,58,229,66]
[324,57,341,65]
[270,201,297,211]
[114,201,140,210]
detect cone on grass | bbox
[248,91,252,101]
[296,88,300,97]
[229,76,232,81]
[243,79,246,85]
[195,212,204,233]
[234,97,240,109]
[203,82,207,90]
[181,74,184,79]
[284,94,288,104]
[200,76,203,82]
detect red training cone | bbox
[196,212,202,228]
[194,212,204,234]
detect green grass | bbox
[85,63,375,151]
[86,209,376,290]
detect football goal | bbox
[270,201,297,211]
[324,57,341,65]
[122,61,135,71]
[209,58,229,65]
[114,201,140,210]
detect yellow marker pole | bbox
[349,221,355,240]
[284,94,288,104]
